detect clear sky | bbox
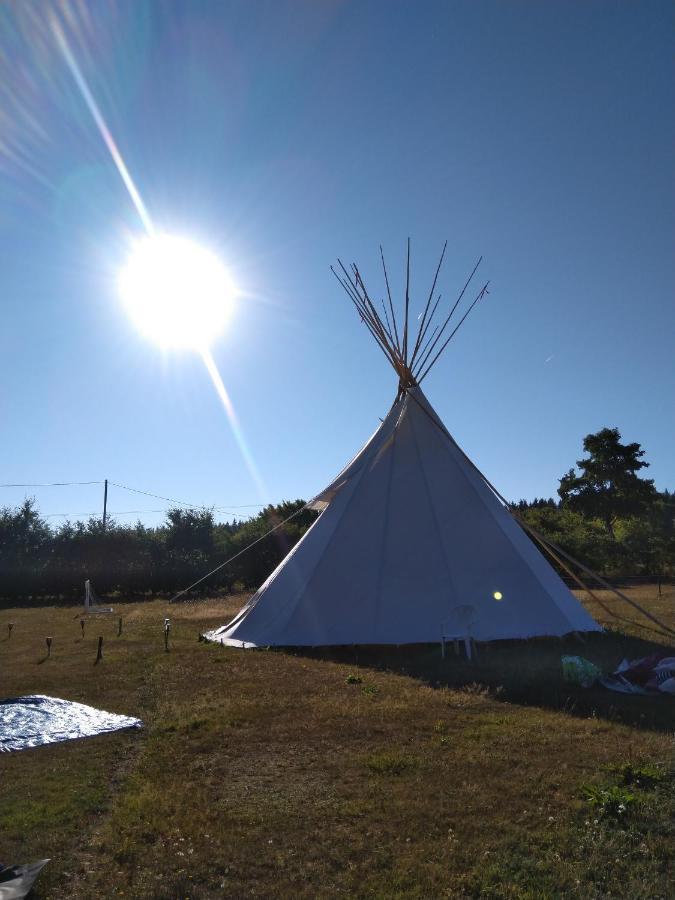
[1,0,673,529]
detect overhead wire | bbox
[41,508,258,520]
[107,481,264,512]
[0,480,103,488]
[1,479,265,519]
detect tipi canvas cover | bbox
[206,387,600,647]
[205,244,600,647]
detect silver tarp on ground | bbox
[0,859,50,900]
[0,695,142,752]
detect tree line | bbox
[0,500,318,604]
[1,427,672,604]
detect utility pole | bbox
[102,478,108,530]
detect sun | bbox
[118,234,235,349]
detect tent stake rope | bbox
[406,389,675,639]
[517,521,675,638]
[523,527,620,622]
[168,506,308,603]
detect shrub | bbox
[582,784,637,819]
[611,762,664,790]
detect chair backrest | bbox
[442,604,476,634]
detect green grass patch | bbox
[365,751,420,776]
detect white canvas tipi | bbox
[206,245,600,647]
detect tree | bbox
[558,427,656,538]
[164,508,217,590]
[165,508,215,555]
[0,498,51,596]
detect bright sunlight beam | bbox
[118,235,235,349]
[200,348,269,501]
[118,235,267,500]
[52,16,266,503]
[50,14,154,235]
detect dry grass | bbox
[0,587,673,899]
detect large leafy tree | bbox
[558,427,656,538]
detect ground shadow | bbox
[290,630,674,734]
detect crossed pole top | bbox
[332,240,490,395]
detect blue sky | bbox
[1,0,673,529]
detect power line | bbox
[109,481,264,511]
[1,478,265,514]
[109,481,211,508]
[42,509,165,518]
[41,508,258,519]
[0,480,103,488]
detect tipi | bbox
[206,245,600,647]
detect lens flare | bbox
[200,348,268,502]
[119,235,235,349]
[50,14,154,235]
[51,10,266,505]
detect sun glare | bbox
[119,235,235,349]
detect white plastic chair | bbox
[441,604,477,660]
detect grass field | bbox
[1,586,673,899]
